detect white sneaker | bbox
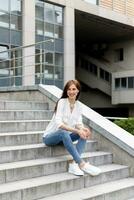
[68,162,84,176]
[81,163,101,176]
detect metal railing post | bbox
[13,51,16,87]
[39,45,43,84]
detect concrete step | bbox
[0,110,53,120]
[0,140,111,163]
[0,131,44,146]
[0,101,49,110]
[41,178,134,200]
[0,153,129,186]
[0,132,98,150]
[0,119,50,132]
[0,171,132,200]
[128,199,134,200]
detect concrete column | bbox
[64,6,75,84]
[22,0,35,86]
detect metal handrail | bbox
[0,39,54,54]
[0,39,56,87]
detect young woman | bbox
[43,80,101,176]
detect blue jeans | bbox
[43,129,86,164]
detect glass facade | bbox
[0,0,64,88]
[35,0,64,88]
[0,0,22,86]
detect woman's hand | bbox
[78,127,92,140]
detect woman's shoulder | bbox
[76,100,83,110]
[57,98,67,105]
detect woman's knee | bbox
[43,136,51,146]
[60,130,71,141]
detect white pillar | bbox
[64,6,75,84]
[22,0,35,86]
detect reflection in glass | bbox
[11,15,22,30]
[45,52,53,64]
[45,3,54,23]
[44,65,54,79]
[44,37,54,51]
[0,45,9,60]
[54,6,63,24]
[0,0,9,12]
[55,39,63,52]
[35,5,44,19]
[55,53,63,66]
[36,20,44,35]
[55,66,63,80]
[11,0,22,15]
[0,12,9,28]
[45,23,54,37]
[55,25,63,38]
[0,27,10,43]
[11,30,22,45]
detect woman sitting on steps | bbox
[43,79,101,176]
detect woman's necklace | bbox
[69,102,75,112]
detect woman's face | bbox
[67,84,79,101]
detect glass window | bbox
[44,22,54,37]
[0,45,9,60]
[44,65,54,79]
[105,71,110,82]
[114,48,124,62]
[121,78,126,88]
[45,52,53,64]
[36,0,44,7]
[0,0,9,12]
[55,66,63,80]
[10,30,22,45]
[83,0,99,5]
[10,15,22,30]
[44,3,54,23]
[54,6,63,24]
[44,37,54,51]
[128,77,134,88]
[89,63,97,75]
[36,20,44,35]
[0,27,9,43]
[11,47,22,70]
[35,5,44,20]
[55,39,64,52]
[10,0,22,15]
[55,53,63,66]
[55,25,63,39]
[115,78,120,88]
[100,68,104,79]
[0,12,9,28]
[35,1,64,88]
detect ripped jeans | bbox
[43,129,86,164]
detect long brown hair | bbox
[54,80,81,112]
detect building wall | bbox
[104,40,134,70]
[100,0,134,17]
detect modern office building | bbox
[0,0,134,116]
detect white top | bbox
[43,98,83,137]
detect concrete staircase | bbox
[0,98,134,200]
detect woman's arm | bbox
[59,123,91,140]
